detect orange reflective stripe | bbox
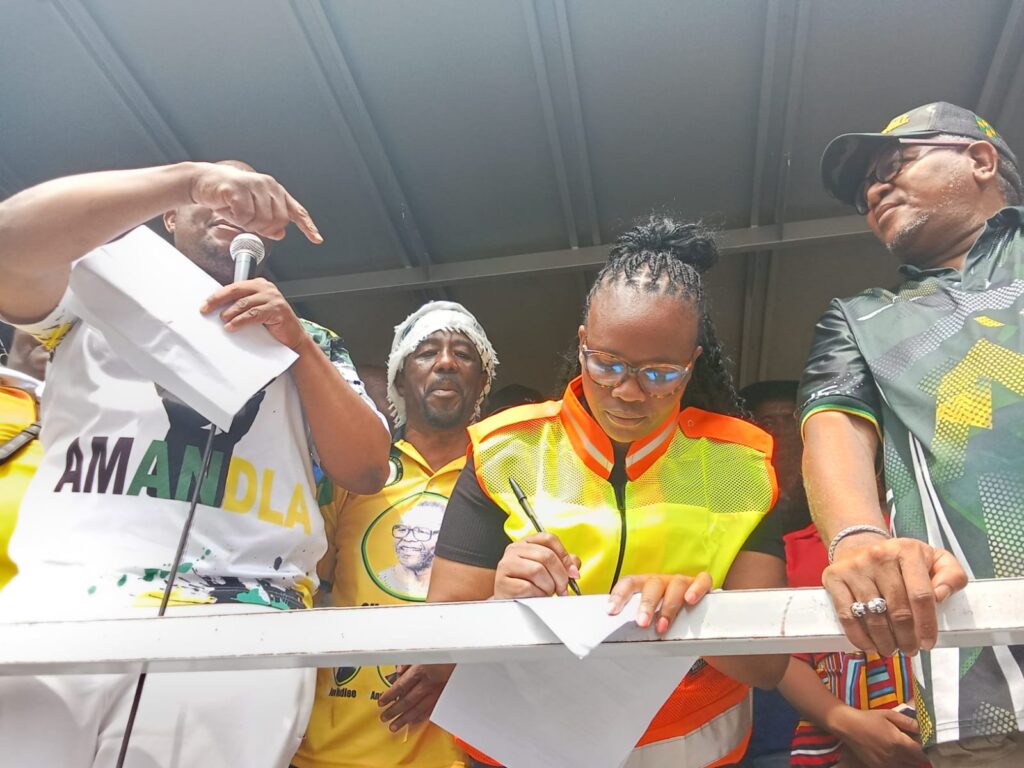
[467,399,561,444]
[559,377,614,478]
[680,406,774,458]
[624,404,679,479]
[454,739,501,766]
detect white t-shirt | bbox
[2,293,382,620]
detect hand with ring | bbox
[823,535,967,656]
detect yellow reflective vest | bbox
[464,378,777,768]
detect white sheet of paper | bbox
[517,593,643,659]
[67,226,297,430]
[431,596,695,768]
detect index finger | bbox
[607,574,644,615]
[285,192,323,244]
[378,666,418,705]
[523,532,580,580]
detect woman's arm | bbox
[704,551,789,689]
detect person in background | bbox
[359,364,396,434]
[294,301,496,768]
[481,383,544,417]
[735,381,808,768]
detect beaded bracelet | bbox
[827,524,890,564]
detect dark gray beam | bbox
[51,0,188,163]
[749,0,782,229]
[772,0,811,236]
[522,0,580,249]
[286,1,425,269]
[977,0,1024,120]
[280,215,871,299]
[553,0,600,246]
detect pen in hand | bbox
[508,477,581,596]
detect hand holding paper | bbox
[202,277,308,350]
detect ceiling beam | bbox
[976,0,1024,121]
[739,0,785,386]
[279,214,871,299]
[553,0,601,246]
[748,0,782,230]
[51,0,188,163]
[522,0,580,249]
[286,0,428,270]
[1000,39,1024,135]
[771,0,812,236]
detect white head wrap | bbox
[386,301,498,428]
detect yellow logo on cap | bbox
[882,113,910,134]
[976,116,998,138]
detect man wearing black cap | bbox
[801,102,1024,766]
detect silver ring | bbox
[850,601,867,618]
[867,597,888,614]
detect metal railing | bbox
[2,579,1022,676]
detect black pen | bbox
[508,477,581,596]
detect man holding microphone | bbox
[0,160,390,767]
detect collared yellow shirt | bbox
[294,439,467,768]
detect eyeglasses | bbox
[581,345,692,398]
[855,139,973,214]
[392,524,439,541]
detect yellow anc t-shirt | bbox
[293,439,467,768]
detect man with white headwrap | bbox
[294,301,496,768]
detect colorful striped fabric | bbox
[789,651,915,766]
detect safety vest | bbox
[465,377,777,768]
[0,384,42,591]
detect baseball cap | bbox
[821,102,1019,207]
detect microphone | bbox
[229,233,266,283]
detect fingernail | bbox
[656,616,669,634]
[935,585,951,602]
[568,565,580,579]
[636,610,650,628]
[606,598,617,614]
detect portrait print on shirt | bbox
[363,492,446,601]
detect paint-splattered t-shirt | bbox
[1,266,383,619]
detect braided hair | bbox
[582,215,744,416]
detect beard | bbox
[886,211,930,260]
[422,398,471,429]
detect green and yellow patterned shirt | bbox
[799,206,1024,748]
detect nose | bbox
[611,372,646,403]
[434,345,459,371]
[864,177,892,216]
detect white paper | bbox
[518,593,644,659]
[431,596,695,768]
[68,226,297,430]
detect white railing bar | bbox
[0,580,1021,676]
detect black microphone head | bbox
[229,233,266,265]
